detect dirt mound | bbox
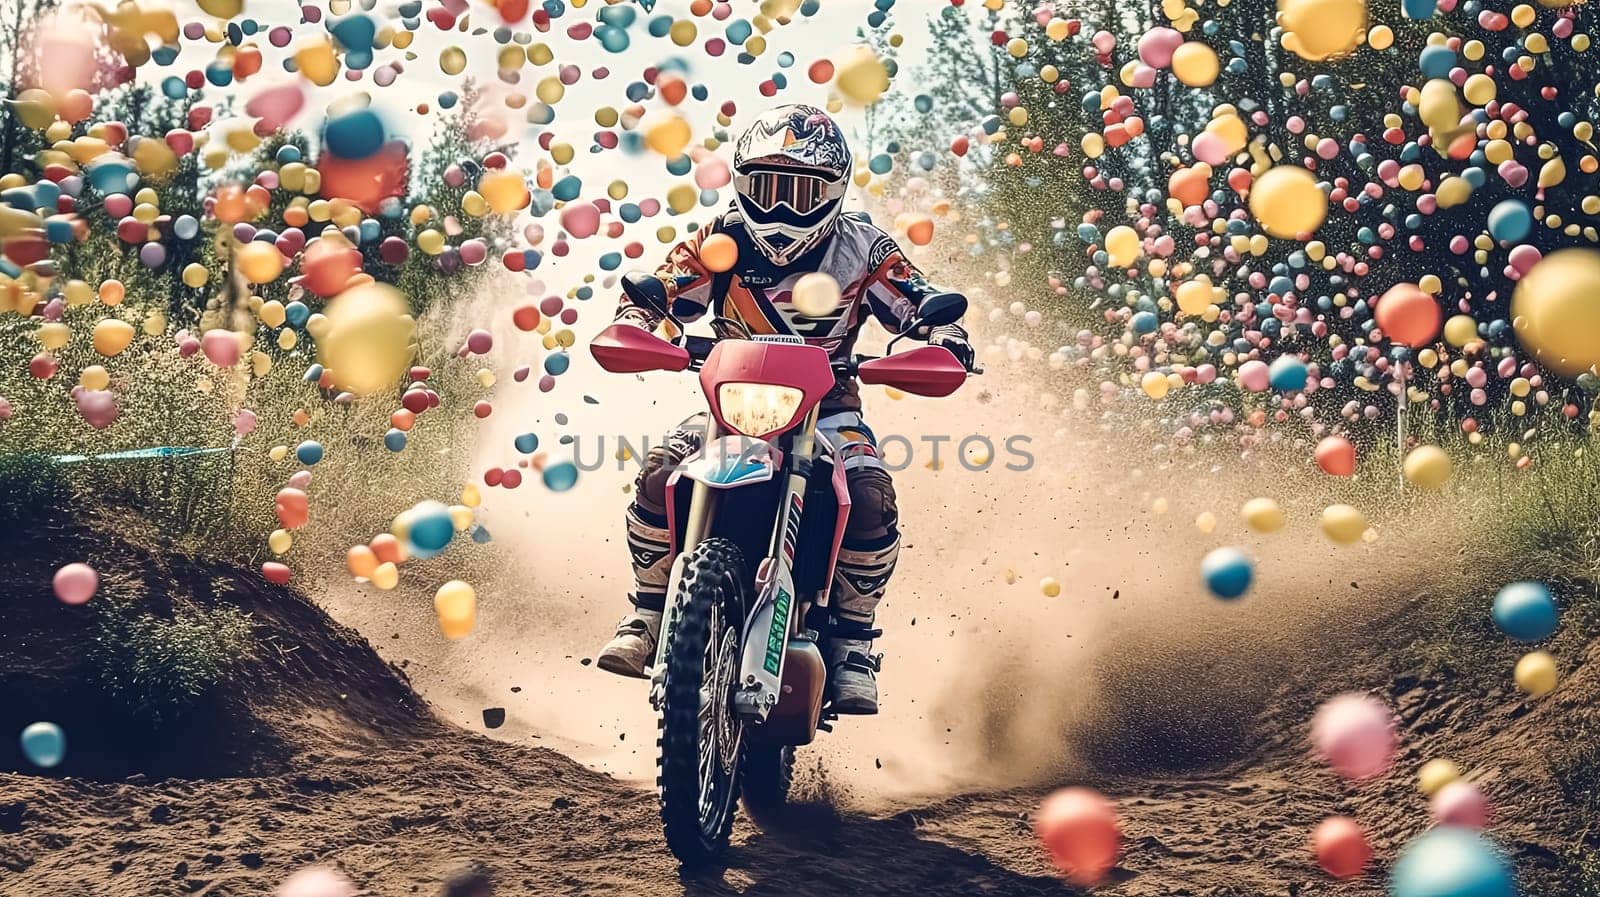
[0,504,430,780]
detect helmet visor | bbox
[735,170,845,216]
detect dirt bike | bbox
[589,272,979,866]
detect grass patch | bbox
[92,597,256,725]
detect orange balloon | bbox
[98,279,125,305]
[905,215,935,247]
[1375,283,1442,348]
[1315,435,1356,476]
[346,544,379,578]
[274,487,309,529]
[1312,816,1371,879]
[1168,166,1209,206]
[1034,788,1121,886]
[699,232,738,272]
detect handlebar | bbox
[676,334,982,377]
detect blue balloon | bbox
[1391,829,1514,897]
[1269,355,1308,391]
[544,352,571,376]
[20,721,65,768]
[323,109,386,160]
[1201,547,1253,600]
[295,440,324,465]
[303,363,324,382]
[543,460,579,492]
[285,300,310,326]
[1492,581,1559,642]
[407,501,455,554]
[1487,200,1532,243]
[514,433,540,454]
[384,428,408,452]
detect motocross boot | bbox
[597,608,662,678]
[827,534,900,714]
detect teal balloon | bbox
[295,440,324,465]
[405,500,455,555]
[1391,829,1514,897]
[1201,547,1253,600]
[20,721,65,768]
[542,460,579,491]
[1487,200,1531,242]
[1492,581,1558,642]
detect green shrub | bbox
[92,599,256,724]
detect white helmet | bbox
[732,104,852,266]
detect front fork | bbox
[648,408,822,722]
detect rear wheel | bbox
[657,538,749,867]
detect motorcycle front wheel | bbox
[657,537,749,867]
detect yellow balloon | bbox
[434,580,477,639]
[259,299,287,328]
[1367,24,1394,50]
[416,229,446,255]
[181,262,210,288]
[1403,445,1452,489]
[268,528,293,555]
[1463,73,1497,106]
[792,272,841,316]
[316,282,416,395]
[833,45,890,105]
[1417,758,1462,796]
[1176,278,1214,315]
[1279,0,1366,61]
[294,37,339,87]
[642,110,692,157]
[1249,166,1327,239]
[1140,370,1170,399]
[666,183,697,214]
[1443,314,1478,346]
[1171,42,1220,87]
[92,318,136,356]
[1242,497,1285,533]
[479,170,529,214]
[1514,650,1558,697]
[1511,248,1600,376]
[235,242,284,284]
[371,561,399,590]
[1105,225,1140,267]
[79,364,110,391]
[1320,503,1367,545]
[440,46,467,75]
[1040,576,1062,597]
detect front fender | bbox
[676,435,783,489]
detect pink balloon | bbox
[1310,693,1397,781]
[277,866,357,897]
[244,83,306,132]
[1431,780,1490,828]
[103,193,133,219]
[1238,359,1271,392]
[73,387,118,429]
[1191,132,1229,166]
[201,330,241,367]
[694,156,730,190]
[1034,788,1121,886]
[559,201,601,239]
[234,408,258,435]
[1138,27,1183,67]
[53,562,99,605]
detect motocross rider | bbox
[596,104,973,716]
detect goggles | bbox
[734,170,846,216]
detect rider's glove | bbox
[928,326,975,370]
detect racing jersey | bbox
[614,208,965,411]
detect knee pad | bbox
[844,466,898,545]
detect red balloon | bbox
[1311,816,1371,879]
[299,238,362,296]
[261,562,292,585]
[1314,435,1356,476]
[1034,788,1121,886]
[1374,283,1442,348]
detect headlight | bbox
[716,382,804,438]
